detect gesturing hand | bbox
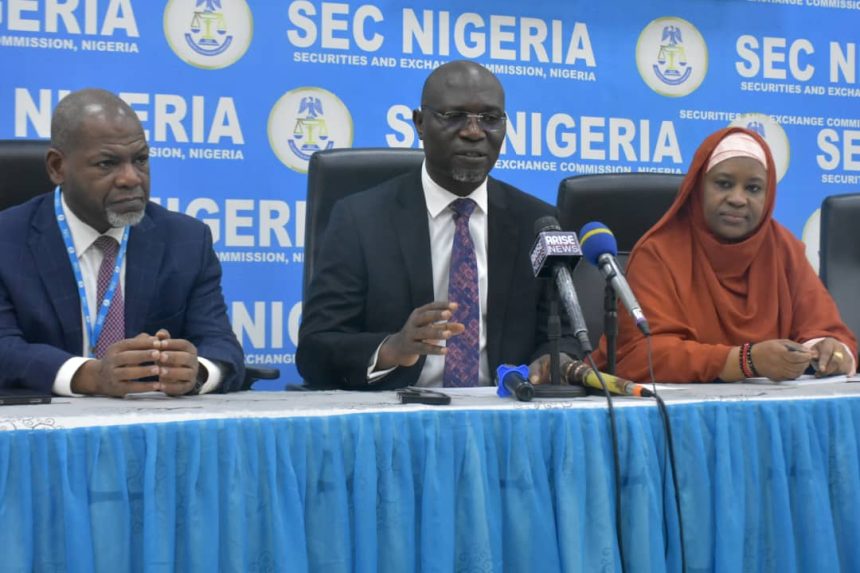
[376,302,466,370]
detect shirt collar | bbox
[421,161,488,220]
[60,192,126,259]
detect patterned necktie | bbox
[444,198,480,387]
[93,235,125,358]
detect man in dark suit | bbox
[297,61,579,390]
[0,88,244,396]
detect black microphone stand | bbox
[548,296,562,386]
[533,281,586,398]
[604,283,618,375]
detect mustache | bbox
[110,187,147,200]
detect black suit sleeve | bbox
[297,200,421,389]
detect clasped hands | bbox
[751,338,851,381]
[72,329,200,397]
[376,301,573,384]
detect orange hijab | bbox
[593,127,857,382]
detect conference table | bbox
[2,379,860,572]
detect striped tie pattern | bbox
[93,235,125,358]
[443,198,480,387]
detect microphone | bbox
[496,364,534,402]
[579,222,651,336]
[565,360,654,398]
[530,216,592,353]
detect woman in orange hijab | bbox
[595,127,857,383]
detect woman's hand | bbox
[810,338,852,376]
[750,339,812,382]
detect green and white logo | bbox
[164,0,253,69]
[636,17,708,97]
[268,87,354,173]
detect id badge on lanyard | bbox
[54,187,129,356]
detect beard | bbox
[106,205,145,228]
[451,167,487,183]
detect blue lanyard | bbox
[54,187,129,357]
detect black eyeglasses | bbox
[421,105,507,131]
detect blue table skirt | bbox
[1,398,859,572]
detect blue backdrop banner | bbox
[3,0,859,387]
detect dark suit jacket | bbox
[0,195,245,393]
[296,170,580,390]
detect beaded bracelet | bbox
[746,343,759,377]
[739,342,756,378]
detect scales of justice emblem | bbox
[288,97,335,160]
[654,25,692,86]
[185,0,233,56]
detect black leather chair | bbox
[0,139,277,390]
[0,139,54,210]
[556,173,683,346]
[303,147,425,297]
[820,193,860,341]
[557,173,683,251]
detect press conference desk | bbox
[2,382,860,572]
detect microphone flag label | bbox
[530,231,582,277]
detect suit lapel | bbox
[124,209,165,336]
[486,179,518,370]
[394,171,434,309]
[29,196,84,353]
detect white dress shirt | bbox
[369,161,491,387]
[52,193,222,396]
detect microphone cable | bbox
[645,336,687,573]
[584,354,627,573]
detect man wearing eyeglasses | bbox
[297,60,580,390]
